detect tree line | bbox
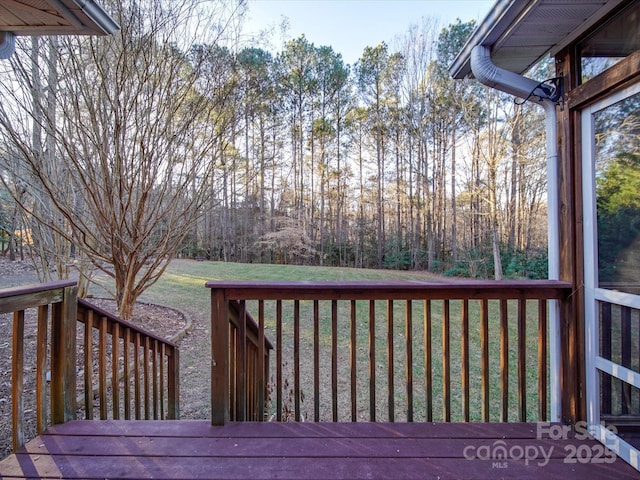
[0,0,551,319]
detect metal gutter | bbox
[449,0,526,79]
[50,0,85,29]
[0,0,118,60]
[73,0,120,35]
[451,0,619,79]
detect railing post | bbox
[51,284,78,424]
[12,310,25,451]
[211,288,230,425]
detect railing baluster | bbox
[461,299,470,422]
[369,299,376,422]
[252,345,257,418]
[538,299,547,421]
[518,298,527,422]
[253,345,258,419]
[442,300,450,422]
[294,300,301,422]
[500,299,509,422]
[276,300,282,422]
[160,342,165,420]
[152,339,159,420]
[424,299,432,422]
[258,300,265,422]
[99,315,108,420]
[112,322,120,420]
[331,299,338,422]
[84,309,94,420]
[237,300,247,421]
[481,299,489,421]
[387,299,394,422]
[134,331,141,420]
[405,300,413,422]
[36,304,48,433]
[350,300,357,422]
[123,327,131,420]
[313,300,320,422]
[245,342,250,420]
[229,324,237,421]
[168,346,179,419]
[144,336,150,420]
[253,344,259,419]
[12,310,25,452]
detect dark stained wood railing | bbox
[226,300,273,421]
[208,280,572,425]
[1,281,77,452]
[1,281,180,453]
[76,299,179,422]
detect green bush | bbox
[503,249,548,279]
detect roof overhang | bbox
[450,0,625,79]
[0,0,118,59]
[0,0,119,37]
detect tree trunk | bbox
[451,122,458,264]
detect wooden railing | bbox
[208,280,572,425]
[1,281,77,452]
[76,298,179,422]
[227,300,273,421]
[1,281,179,453]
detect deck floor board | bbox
[1,420,638,479]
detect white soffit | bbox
[450,0,625,79]
[0,0,118,36]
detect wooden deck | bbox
[1,421,638,479]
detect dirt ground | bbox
[0,257,206,460]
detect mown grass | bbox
[95,260,551,423]
[119,260,442,317]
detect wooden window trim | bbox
[568,49,640,110]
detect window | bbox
[588,87,640,294]
[578,2,640,83]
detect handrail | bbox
[208,279,572,425]
[1,281,180,454]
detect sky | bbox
[242,0,495,65]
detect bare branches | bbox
[0,0,244,319]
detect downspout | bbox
[470,45,562,422]
[0,32,16,60]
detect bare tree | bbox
[0,0,245,319]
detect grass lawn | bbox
[98,260,551,424]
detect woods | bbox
[0,0,550,319]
